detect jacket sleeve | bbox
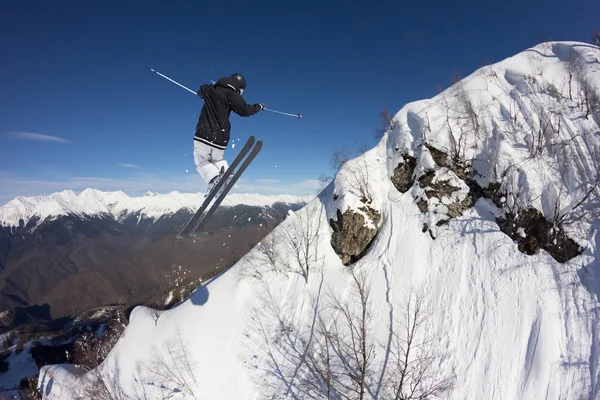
[229,93,261,117]
[198,84,212,99]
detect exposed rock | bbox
[480,181,503,208]
[418,170,459,199]
[330,206,381,266]
[416,169,472,220]
[425,144,471,180]
[446,196,474,218]
[391,155,417,193]
[496,207,581,263]
[464,178,485,203]
[396,143,581,263]
[426,144,451,168]
[416,199,428,213]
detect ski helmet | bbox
[231,73,246,93]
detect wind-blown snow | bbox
[0,189,306,228]
[39,42,600,399]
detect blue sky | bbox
[1,0,597,204]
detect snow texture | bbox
[39,42,600,399]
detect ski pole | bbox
[150,69,196,95]
[151,69,303,118]
[264,107,302,119]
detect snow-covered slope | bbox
[39,42,600,399]
[0,189,305,228]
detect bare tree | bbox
[75,364,130,400]
[332,145,353,172]
[567,48,583,101]
[565,46,600,119]
[73,357,157,400]
[310,275,454,400]
[455,78,482,158]
[280,204,324,284]
[326,270,375,400]
[383,288,454,400]
[70,325,198,399]
[243,231,286,281]
[437,88,457,157]
[422,112,433,143]
[146,307,162,326]
[435,76,482,162]
[302,314,336,399]
[259,232,284,274]
[374,109,396,140]
[339,149,374,204]
[322,143,375,205]
[319,145,353,188]
[245,279,326,399]
[577,74,600,119]
[552,168,600,229]
[593,29,600,47]
[260,270,376,399]
[531,108,561,157]
[251,269,456,399]
[130,364,153,400]
[143,332,199,399]
[319,173,333,189]
[487,67,564,162]
[243,202,322,285]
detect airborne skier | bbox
[194,73,264,193]
[150,68,299,237]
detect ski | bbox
[190,140,263,236]
[177,136,256,238]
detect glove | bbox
[257,103,265,111]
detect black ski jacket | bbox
[194,76,262,150]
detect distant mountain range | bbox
[0,189,305,328]
[0,188,305,229]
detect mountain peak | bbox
[0,189,308,228]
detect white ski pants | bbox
[194,140,229,184]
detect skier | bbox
[194,73,264,193]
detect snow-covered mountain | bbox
[0,189,305,326]
[0,189,305,228]
[39,41,600,399]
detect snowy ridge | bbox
[389,41,600,233]
[0,189,306,228]
[40,42,600,399]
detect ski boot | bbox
[205,166,226,198]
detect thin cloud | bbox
[8,131,71,143]
[256,178,282,184]
[291,180,323,190]
[118,163,142,169]
[232,179,323,196]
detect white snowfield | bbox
[0,189,305,228]
[39,42,600,399]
